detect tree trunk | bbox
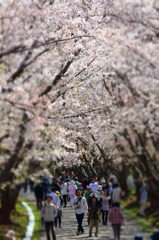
[0,186,20,224]
[148,181,159,211]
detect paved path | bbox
[24,192,151,240]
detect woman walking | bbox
[60,179,68,207]
[101,189,110,225]
[73,188,88,235]
[68,180,77,207]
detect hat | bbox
[55,191,60,196]
[70,180,74,184]
[101,178,106,183]
[134,234,143,240]
[5,230,16,240]
[150,231,159,240]
[97,185,102,191]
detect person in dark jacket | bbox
[88,194,101,237]
[82,176,90,190]
[34,181,44,210]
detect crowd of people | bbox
[32,173,125,240]
[27,173,155,240]
[4,173,158,240]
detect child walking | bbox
[88,195,101,237]
[109,204,124,240]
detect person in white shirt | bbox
[73,189,88,235]
[112,183,122,207]
[42,196,57,240]
[101,189,111,225]
[48,187,60,209]
[96,185,103,201]
[68,180,77,207]
[90,178,98,193]
[60,179,68,207]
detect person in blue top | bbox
[139,182,148,216]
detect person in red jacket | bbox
[109,204,124,240]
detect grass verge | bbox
[121,192,159,233]
[0,196,41,240]
[0,197,28,240]
[19,195,41,240]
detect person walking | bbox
[112,183,122,208]
[88,195,101,237]
[48,187,60,209]
[68,180,77,207]
[42,196,57,240]
[139,182,148,216]
[101,189,111,226]
[90,178,98,193]
[84,185,92,225]
[34,180,44,210]
[60,179,68,208]
[96,185,103,201]
[82,176,90,190]
[109,204,124,240]
[73,188,88,235]
[54,191,63,228]
[150,231,159,240]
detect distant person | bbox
[60,179,68,207]
[51,178,61,192]
[101,178,106,191]
[109,204,124,240]
[134,234,143,240]
[29,179,34,192]
[41,176,50,198]
[68,180,77,207]
[82,176,90,190]
[84,185,92,225]
[101,189,111,226]
[90,178,98,193]
[74,177,80,188]
[139,182,148,216]
[112,183,122,207]
[42,196,57,240]
[96,185,103,201]
[48,187,60,209]
[34,180,44,210]
[23,179,28,195]
[54,191,63,228]
[150,231,159,240]
[5,230,16,240]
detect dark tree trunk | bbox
[132,169,141,202]
[0,186,20,224]
[116,163,129,198]
[148,181,159,211]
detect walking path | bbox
[24,192,151,240]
